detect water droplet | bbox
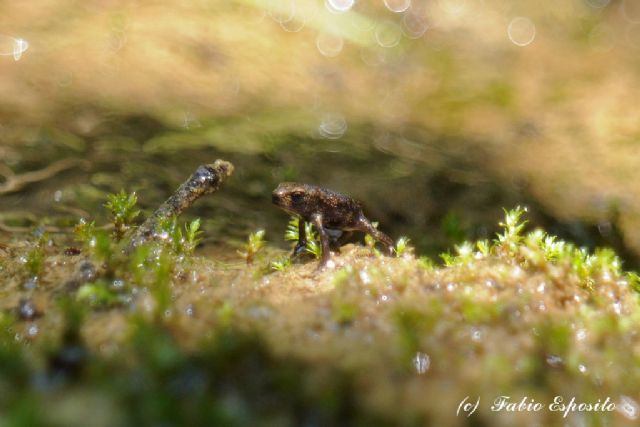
[0,35,29,61]
[413,352,430,374]
[325,0,354,13]
[470,327,483,342]
[185,304,196,317]
[508,17,536,47]
[546,354,563,367]
[618,395,639,420]
[578,364,587,373]
[17,298,42,321]
[375,20,403,48]
[23,277,38,291]
[27,324,39,337]
[316,32,344,57]
[359,269,371,284]
[612,301,622,315]
[384,0,411,13]
[80,261,97,282]
[319,112,347,139]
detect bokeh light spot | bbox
[325,0,355,13]
[384,0,411,13]
[618,396,639,420]
[267,0,296,24]
[316,33,344,57]
[403,10,429,39]
[319,113,347,139]
[507,17,536,47]
[375,20,403,48]
[0,35,29,61]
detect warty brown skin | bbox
[272,182,395,268]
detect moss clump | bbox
[0,206,639,426]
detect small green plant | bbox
[395,236,411,257]
[74,218,96,249]
[238,230,266,264]
[454,241,474,265]
[305,238,322,260]
[496,206,528,250]
[628,272,640,293]
[439,251,455,267]
[24,231,48,277]
[418,256,435,270]
[270,255,292,272]
[285,217,321,259]
[476,239,490,257]
[24,246,45,277]
[364,221,382,256]
[157,216,202,256]
[104,190,140,240]
[184,218,203,255]
[76,280,120,308]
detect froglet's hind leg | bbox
[292,218,308,257]
[312,214,331,268]
[357,217,395,256]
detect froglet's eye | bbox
[291,192,304,203]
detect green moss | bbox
[237,229,266,265]
[3,202,640,426]
[269,255,291,272]
[157,216,203,257]
[104,190,140,241]
[76,280,122,308]
[285,217,321,259]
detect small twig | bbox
[127,160,234,251]
[0,158,89,195]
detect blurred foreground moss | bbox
[0,204,639,426]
